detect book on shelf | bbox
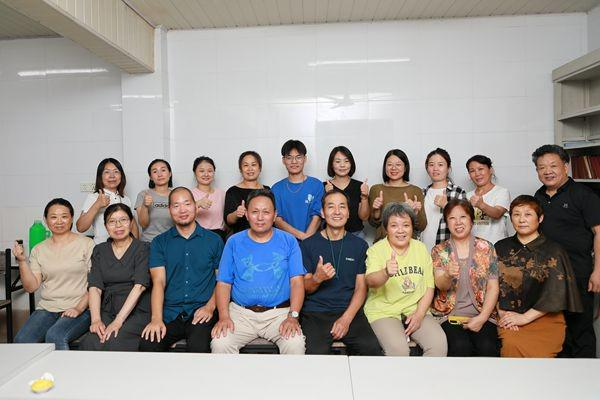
[571,155,600,179]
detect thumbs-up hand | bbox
[143,191,153,207]
[372,190,384,210]
[313,255,336,283]
[469,194,482,208]
[433,189,447,209]
[404,193,422,213]
[235,200,246,218]
[13,241,26,262]
[95,189,110,209]
[448,260,460,278]
[360,179,369,198]
[325,180,334,193]
[196,192,212,210]
[385,250,398,277]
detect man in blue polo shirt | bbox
[300,189,382,355]
[211,189,306,354]
[272,139,324,240]
[140,187,223,352]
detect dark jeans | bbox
[559,277,596,358]
[301,310,382,355]
[139,312,216,353]
[14,309,91,350]
[441,320,499,357]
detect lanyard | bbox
[326,231,345,279]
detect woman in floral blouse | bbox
[495,195,582,357]
[431,199,500,357]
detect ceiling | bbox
[1,0,599,40]
[0,2,57,39]
[125,0,600,30]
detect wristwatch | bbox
[289,310,299,319]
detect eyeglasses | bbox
[106,217,130,227]
[284,155,304,162]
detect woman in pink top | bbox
[191,156,226,242]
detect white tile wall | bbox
[168,14,587,199]
[0,38,123,310]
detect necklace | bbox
[326,230,345,279]
[286,177,305,194]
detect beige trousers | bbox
[211,302,305,354]
[370,315,447,356]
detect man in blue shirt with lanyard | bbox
[300,189,382,355]
[140,187,224,352]
[211,189,306,354]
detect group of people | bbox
[12,140,600,359]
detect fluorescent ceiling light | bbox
[17,68,108,77]
[308,58,410,67]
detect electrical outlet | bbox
[80,182,95,193]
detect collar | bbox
[538,177,573,198]
[425,179,456,192]
[510,233,546,251]
[169,223,204,239]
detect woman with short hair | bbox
[495,195,582,357]
[431,199,500,357]
[80,203,151,351]
[365,202,446,356]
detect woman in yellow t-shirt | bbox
[365,202,447,356]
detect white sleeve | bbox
[82,193,98,213]
[122,195,132,208]
[495,187,511,210]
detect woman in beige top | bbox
[14,198,94,350]
[369,149,427,242]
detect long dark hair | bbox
[147,159,173,188]
[95,158,126,196]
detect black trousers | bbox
[139,312,216,353]
[441,320,499,357]
[559,277,596,358]
[301,310,382,356]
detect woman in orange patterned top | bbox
[495,195,582,357]
[431,199,500,357]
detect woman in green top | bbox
[369,149,427,242]
[365,202,446,356]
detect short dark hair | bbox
[147,159,173,189]
[193,156,216,173]
[246,188,276,210]
[443,199,475,224]
[466,154,493,170]
[509,195,543,218]
[44,198,74,218]
[238,151,263,170]
[425,148,451,168]
[103,203,134,225]
[382,202,416,230]
[95,158,126,196]
[281,139,307,157]
[531,144,570,165]
[382,149,410,182]
[321,188,350,208]
[327,146,356,178]
[168,186,195,206]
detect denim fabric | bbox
[15,309,90,350]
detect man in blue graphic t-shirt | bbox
[271,139,324,241]
[211,189,306,354]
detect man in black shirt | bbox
[533,144,600,358]
[300,189,382,355]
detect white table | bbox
[349,356,600,400]
[0,344,54,387]
[0,352,353,400]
